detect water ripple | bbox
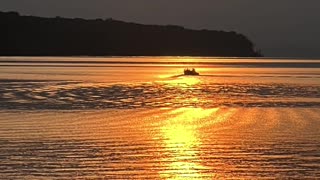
[0,79,319,110]
[0,108,319,179]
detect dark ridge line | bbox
[0,65,320,69]
[1,60,320,65]
[0,11,261,57]
[0,62,319,68]
[2,56,320,60]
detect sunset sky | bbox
[1,0,320,57]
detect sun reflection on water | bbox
[159,108,218,179]
[158,76,201,86]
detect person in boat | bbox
[184,68,199,75]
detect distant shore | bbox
[1,11,262,57]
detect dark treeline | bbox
[1,11,261,57]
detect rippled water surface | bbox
[0,57,319,179]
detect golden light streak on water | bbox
[0,57,320,179]
[159,108,219,179]
[159,76,201,86]
[0,108,319,179]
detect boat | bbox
[184,68,200,76]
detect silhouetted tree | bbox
[0,11,262,57]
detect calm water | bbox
[0,57,319,179]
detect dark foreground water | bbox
[0,57,319,179]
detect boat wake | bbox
[0,79,319,110]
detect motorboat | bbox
[184,68,199,76]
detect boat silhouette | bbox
[184,68,200,76]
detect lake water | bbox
[0,57,319,179]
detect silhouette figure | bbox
[184,68,199,76]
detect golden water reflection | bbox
[159,108,218,179]
[159,76,201,86]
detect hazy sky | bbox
[1,0,320,57]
